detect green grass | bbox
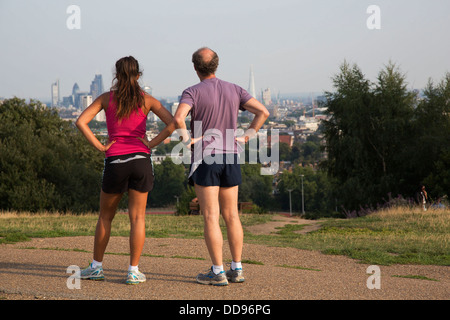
[391,275,438,282]
[276,264,321,272]
[249,207,449,266]
[0,206,448,266]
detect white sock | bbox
[231,261,242,270]
[91,260,102,268]
[212,265,224,275]
[128,265,139,272]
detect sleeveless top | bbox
[104,91,149,157]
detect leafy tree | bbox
[276,166,336,218]
[239,163,274,209]
[410,74,450,199]
[175,185,197,215]
[148,157,186,207]
[0,98,104,213]
[323,63,415,214]
[321,62,449,215]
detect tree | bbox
[239,163,274,209]
[410,74,450,200]
[0,98,104,213]
[148,157,186,207]
[276,166,336,218]
[321,62,418,215]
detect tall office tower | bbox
[51,79,60,107]
[262,88,272,106]
[72,83,80,109]
[90,74,104,100]
[248,65,256,98]
[80,94,93,110]
[171,102,179,116]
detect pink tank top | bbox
[105,91,149,157]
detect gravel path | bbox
[1,233,448,301]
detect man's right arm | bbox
[241,98,270,141]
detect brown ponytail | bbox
[111,56,145,120]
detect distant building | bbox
[62,95,73,108]
[72,83,81,108]
[51,80,60,107]
[72,83,80,96]
[248,65,256,98]
[90,74,104,100]
[94,109,106,122]
[171,102,179,116]
[75,91,89,110]
[143,85,157,121]
[267,105,279,118]
[262,88,272,106]
[266,134,293,148]
[80,94,92,110]
[298,116,319,132]
[279,135,293,147]
[143,85,152,96]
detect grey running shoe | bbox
[226,268,245,283]
[126,270,146,285]
[80,263,104,281]
[196,267,229,286]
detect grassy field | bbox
[0,206,448,266]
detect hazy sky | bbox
[1,0,449,101]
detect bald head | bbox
[192,47,219,76]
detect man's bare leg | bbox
[194,184,222,266]
[219,185,243,263]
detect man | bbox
[171,47,269,285]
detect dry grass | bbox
[1,206,448,265]
[245,205,449,265]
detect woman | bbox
[75,56,173,284]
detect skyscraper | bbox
[72,83,80,96]
[248,65,256,99]
[80,94,93,110]
[90,74,104,100]
[51,79,60,107]
[262,88,272,106]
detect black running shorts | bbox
[189,153,242,187]
[102,152,154,194]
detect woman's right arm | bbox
[75,93,115,152]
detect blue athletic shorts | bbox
[189,153,242,187]
[102,152,154,194]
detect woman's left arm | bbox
[75,93,115,152]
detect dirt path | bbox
[245,214,322,235]
[0,215,448,302]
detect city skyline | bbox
[1,0,450,101]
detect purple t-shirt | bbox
[180,77,252,157]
